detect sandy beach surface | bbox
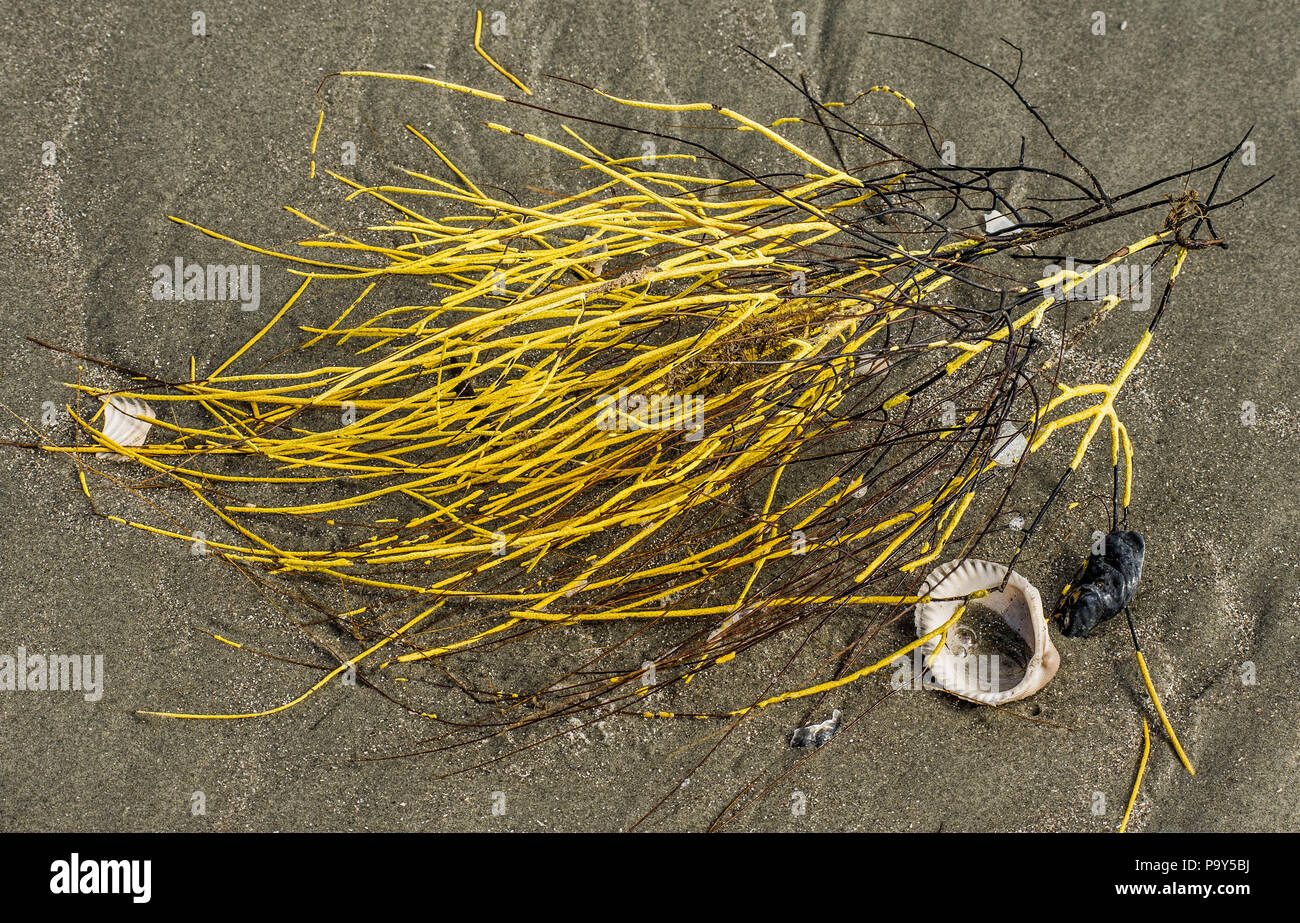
[0,0,1296,831]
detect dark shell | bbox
[1060,531,1145,638]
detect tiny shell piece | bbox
[96,395,155,461]
[983,209,1016,235]
[854,353,889,377]
[913,559,1059,705]
[991,421,1029,467]
[790,709,842,748]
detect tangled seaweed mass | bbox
[31,27,1264,828]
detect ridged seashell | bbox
[913,559,1059,705]
[96,395,155,461]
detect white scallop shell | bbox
[96,395,155,461]
[913,558,1059,705]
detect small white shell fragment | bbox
[991,421,1028,467]
[983,209,1016,234]
[579,231,608,277]
[790,708,841,748]
[96,394,155,461]
[913,559,1059,705]
[854,353,889,377]
[706,609,746,645]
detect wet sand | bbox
[0,0,1296,831]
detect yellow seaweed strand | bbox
[1119,717,1151,832]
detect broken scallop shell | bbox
[96,395,154,461]
[913,558,1059,704]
